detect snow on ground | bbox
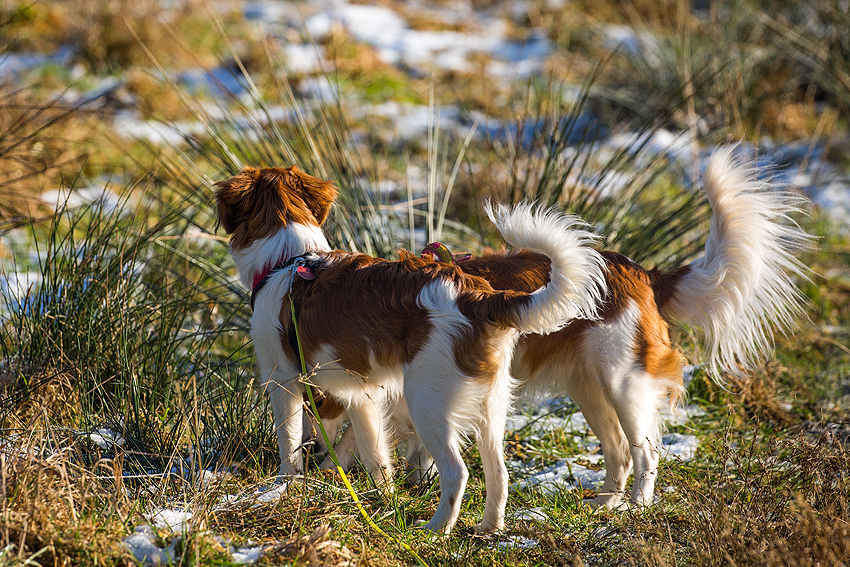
[7,0,850,562]
[12,0,839,227]
[40,186,123,213]
[124,525,178,566]
[147,508,194,532]
[509,402,703,495]
[303,2,549,77]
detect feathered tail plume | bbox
[657,147,814,380]
[485,202,607,335]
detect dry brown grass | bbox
[264,524,355,566]
[606,428,850,567]
[2,2,849,565]
[0,89,87,220]
[1,423,135,566]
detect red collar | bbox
[252,260,283,291]
[250,252,321,311]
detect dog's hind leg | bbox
[474,391,510,532]
[605,371,667,507]
[568,379,631,509]
[346,396,395,492]
[405,382,468,534]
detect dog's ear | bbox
[285,165,338,225]
[214,167,260,234]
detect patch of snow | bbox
[282,43,327,74]
[115,111,207,145]
[177,67,248,98]
[40,186,122,213]
[604,128,695,168]
[660,433,699,462]
[303,2,550,76]
[147,508,193,532]
[497,535,539,550]
[253,482,290,503]
[89,427,124,449]
[810,178,850,229]
[514,455,606,494]
[196,469,232,489]
[297,76,339,103]
[507,410,590,435]
[123,525,177,566]
[661,403,707,426]
[0,46,75,77]
[365,102,467,143]
[600,24,661,62]
[55,76,134,109]
[244,1,293,23]
[0,271,41,306]
[230,544,266,564]
[585,169,631,199]
[485,113,610,150]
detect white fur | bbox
[485,203,606,332]
[662,147,813,379]
[387,301,675,509]
[314,147,812,513]
[231,222,331,289]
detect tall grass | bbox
[0,173,279,480]
[143,35,712,269]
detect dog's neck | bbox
[230,222,331,290]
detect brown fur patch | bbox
[279,252,534,380]
[456,250,551,293]
[314,393,346,420]
[452,321,506,380]
[470,250,683,385]
[603,254,684,382]
[518,320,592,377]
[214,166,337,249]
[649,265,692,316]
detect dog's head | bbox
[214,165,337,249]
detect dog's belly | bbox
[304,344,404,407]
[513,301,644,399]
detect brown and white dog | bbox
[215,166,606,533]
[307,148,812,509]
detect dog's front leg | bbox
[266,376,305,479]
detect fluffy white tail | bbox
[659,147,813,379]
[485,203,607,335]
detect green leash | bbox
[289,292,429,566]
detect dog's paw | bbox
[585,492,627,510]
[472,520,503,534]
[412,519,448,536]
